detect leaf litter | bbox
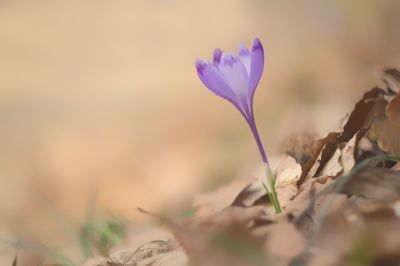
[84,69,400,265]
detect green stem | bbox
[263,164,282,213]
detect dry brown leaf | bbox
[176,208,268,266]
[367,94,400,154]
[346,197,388,217]
[230,178,267,208]
[275,155,302,186]
[369,117,400,154]
[287,176,334,227]
[319,148,342,177]
[307,212,356,266]
[107,249,137,266]
[192,176,255,216]
[345,207,400,265]
[276,184,298,211]
[305,204,400,266]
[341,167,400,202]
[273,155,302,209]
[105,240,180,266]
[297,132,339,187]
[136,249,188,266]
[360,79,400,154]
[386,93,400,125]
[263,221,305,265]
[340,135,356,174]
[143,206,268,266]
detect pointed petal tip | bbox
[248,38,264,97]
[195,59,208,73]
[213,48,223,58]
[252,38,263,51]
[213,48,223,65]
[238,44,250,56]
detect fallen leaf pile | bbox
[84,69,400,266]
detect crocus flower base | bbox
[263,166,281,213]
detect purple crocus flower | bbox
[195,38,269,166]
[195,38,281,212]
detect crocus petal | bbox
[213,48,223,67]
[195,59,237,102]
[238,44,251,75]
[248,38,264,99]
[219,52,251,115]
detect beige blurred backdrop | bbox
[1,0,400,262]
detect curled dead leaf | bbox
[298,88,387,187]
[275,155,302,186]
[230,178,267,208]
[297,132,339,187]
[386,93,400,126]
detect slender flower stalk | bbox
[195,38,281,213]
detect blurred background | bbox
[1,0,400,264]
